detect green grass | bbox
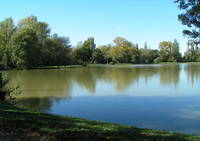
[0,102,200,141]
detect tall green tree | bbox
[158,40,182,62]
[172,39,182,62]
[175,0,200,44]
[0,18,16,69]
[98,45,112,64]
[139,43,159,64]
[109,37,139,63]
[159,41,173,62]
[184,39,200,62]
[92,48,105,63]
[11,16,50,68]
[75,37,96,63]
[44,34,72,66]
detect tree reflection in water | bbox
[4,64,200,112]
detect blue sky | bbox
[0,0,188,53]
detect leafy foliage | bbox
[75,37,96,63]
[175,0,200,43]
[108,37,140,63]
[184,40,200,62]
[0,16,72,69]
[158,40,182,62]
[0,73,20,104]
[0,18,15,69]
[1,15,200,70]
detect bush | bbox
[168,57,177,62]
[153,57,161,64]
[0,73,20,104]
[0,73,8,101]
[110,61,117,65]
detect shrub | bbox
[153,57,161,64]
[0,73,20,104]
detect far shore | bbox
[1,62,200,71]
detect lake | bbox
[4,63,200,135]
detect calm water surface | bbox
[4,64,200,135]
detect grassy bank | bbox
[0,102,200,141]
[28,65,83,70]
[25,63,171,70]
[27,64,132,70]
[3,62,200,71]
[28,62,193,70]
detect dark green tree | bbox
[157,40,182,62]
[75,37,96,63]
[0,73,20,103]
[184,39,200,62]
[175,0,200,44]
[0,73,8,101]
[92,48,105,63]
[109,37,139,63]
[0,18,16,69]
[139,48,159,64]
[172,39,182,62]
[44,34,72,66]
[11,16,50,68]
[98,45,112,64]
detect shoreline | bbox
[2,62,200,71]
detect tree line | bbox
[0,16,199,70]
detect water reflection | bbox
[4,63,200,111]
[17,98,54,112]
[5,64,189,98]
[158,65,180,86]
[4,63,200,135]
[6,70,73,98]
[185,64,200,87]
[16,95,200,135]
